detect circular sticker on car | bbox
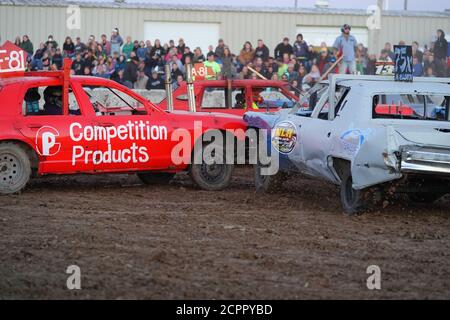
[271,121,297,154]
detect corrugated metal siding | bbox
[1,4,450,54]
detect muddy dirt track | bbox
[0,167,449,299]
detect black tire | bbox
[0,142,31,195]
[137,172,175,185]
[254,162,287,194]
[408,192,444,204]
[189,139,234,191]
[340,169,368,215]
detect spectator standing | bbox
[434,29,448,77]
[215,39,226,60]
[19,35,34,56]
[238,41,255,66]
[221,47,235,79]
[274,37,293,61]
[333,24,358,74]
[137,41,147,61]
[412,41,423,63]
[62,37,75,57]
[204,52,221,80]
[110,28,123,56]
[123,56,139,88]
[177,38,186,56]
[122,36,134,59]
[293,34,309,62]
[101,34,111,56]
[254,39,269,62]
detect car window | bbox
[200,87,245,109]
[256,87,296,109]
[317,98,330,120]
[22,85,81,116]
[293,83,328,114]
[82,85,147,116]
[334,87,351,117]
[373,94,449,121]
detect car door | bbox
[17,81,95,174]
[299,86,350,181]
[78,80,177,172]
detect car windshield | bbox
[290,83,328,115]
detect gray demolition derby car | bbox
[245,74,450,214]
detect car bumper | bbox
[401,146,450,175]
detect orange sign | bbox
[191,63,214,80]
[0,41,26,75]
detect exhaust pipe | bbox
[186,63,196,112]
[164,64,174,112]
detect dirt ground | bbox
[0,167,449,300]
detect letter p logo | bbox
[36,126,61,156]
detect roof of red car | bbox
[190,79,291,87]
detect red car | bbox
[159,79,299,115]
[0,61,247,194]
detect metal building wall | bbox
[1,4,449,54]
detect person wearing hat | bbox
[274,37,294,61]
[110,28,123,56]
[333,24,358,74]
[203,52,221,80]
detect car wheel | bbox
[190,140,234,191]
[408,192,444,203]
[137,172,175,185]
[0,142,31,195]
[254,162,287,193]
[340,170,367,215]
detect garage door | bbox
[144,21,220,54]
[296,26,368,48]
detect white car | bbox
[245,74,450,214]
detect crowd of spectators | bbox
[12,26,449,93]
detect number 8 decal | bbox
[9,50,24,70]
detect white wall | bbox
[144,21,220,54]
[296,25,369,47]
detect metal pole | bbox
[164,64,174,112]
[404,0,408,10]
[186,63,196,112]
